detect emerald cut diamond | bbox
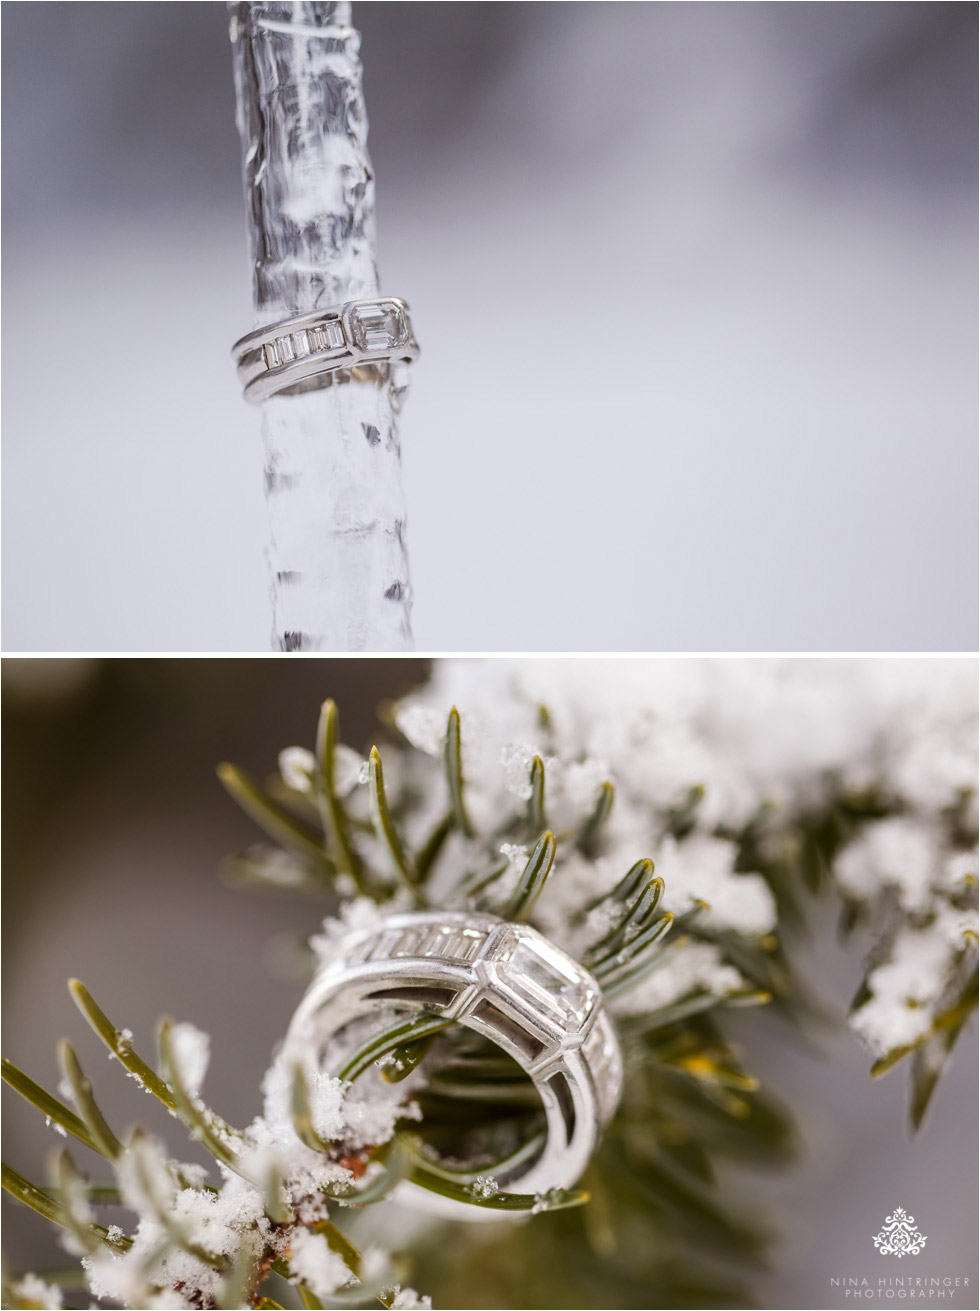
[350,302,409,353]
[503,930,597,1030]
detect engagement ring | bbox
[287,909,622,1220]
[232,298,419,404]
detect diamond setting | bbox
[496,929,597,1031]
[261,320,348,371]
[344,921,488,967]
[350,302,409,353]
[311,320,346,353]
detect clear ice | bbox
[230,1,413,650]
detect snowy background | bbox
[2,1,977,651]
[1,657,977,1309]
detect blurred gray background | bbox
[1,1,977,652]
[1,658,977,1308]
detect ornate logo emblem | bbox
[873,1207,928,1257]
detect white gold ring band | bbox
[232,298,419,404]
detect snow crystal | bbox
[106,1028,134,1064]
[309,898,389,966]
[333,743,365,796]
[614,942,745,1018]
[84,1248,157,1307]
[288,1226,351,1296]
[836,817,939,913]
[389,1287,433,1309]
[655,834,776,935]
[499,842,528,868]
[394,703,446,756]
[849,919,970,1057]
[168,1022,211,1097]
[501,743,542,800]
[849,992,934,1058]
[248,847,315,888]
[279,746,316,793]
[12,1274,63,1310]
[941,848,978,894]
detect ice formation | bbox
[231,1,414,651]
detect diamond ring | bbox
[231,298,420,405]
[285,910,622,1220]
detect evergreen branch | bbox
[68,979,177,1111]
[1,1057,103,1157]
[3,1161,69,1230]
[290,1063,331,1152]
[218,1240,262,1311]
[620,989,771,1037]
[445,707,474,837]
[325,1137,413,1205]
[368,748,422,904]
[670,900,710,932]
[407,1150,589,1213]
[871,967,978,1080]
[128,1127,229,1268]
[313,1251,412,1309]
[262,1157,295,1225]
[415,813,453,882]
[222,849,332,896]
[2,1162,131,1253]
[665,784,706,837]
[581,858,656,916]
[218,763,335,883]
[58,1041,123,1161]
[601,931,686,1001]
[592,912,674,979]
[335,1014,453,1084]
[422,1072,539,1107]
[49,1183,123,1205]
[311,1219,362,1280]
[53,1149,99,1255]
[585,873,665,962]
[527,757,546,836]
[406,1128,548,1184]
[315,700,369,895]
[578,781,615,856]
[500,831,556,922]
[379,1032,438,1084]
[910,966,978,1129]
[450,855,509,902]
[334,1270,409,1310]
[156,1019,242,1172]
